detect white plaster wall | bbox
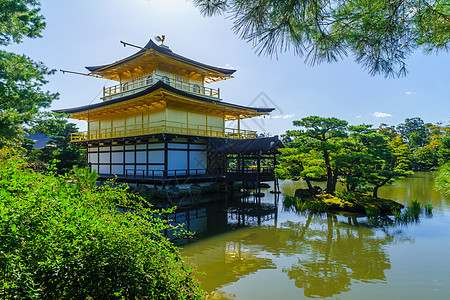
[189,151,207,172]
[125,152,135,164]
[111,165,123,175]
[136,152,146,164]
[168,150,188,170]
[190,144,207,150]
[88,153,98,164]
[148,143,164,149]
[98,165,110,174]
[112,152,123,164]
[168,143,188,149]
[149,150,164,164]
[99,153,110,164]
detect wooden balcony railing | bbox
[70,120,257,142]
[102,74,220,101]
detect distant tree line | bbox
[277,116,450,197]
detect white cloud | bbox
[372,112,393,118]
[405,91,417,95]
[257,114,295,119]
[356,115,362,119]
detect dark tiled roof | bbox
[86,39,236,75]
[53,80,274,114]
[208,136,284,154]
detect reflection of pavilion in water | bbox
[226,197,278,227]
[182,197,413,298]
[167,194,278,244]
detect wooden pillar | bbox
[187,110,189,135]
[87,118,90,140]
[274,153,278,192]
[164,139,168,179]
[187,139,190,175]
[205,112,208,137]
[222,113,225,137]
[87,146,91,172]
[146,142,149,178]
[134,140,137,178]
[109,144,112,175]
[237,115,241,139]
[123,143,126,177]
[97,145,100,174]
[257,153,261,196]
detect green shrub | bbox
[436,162,450,196]
[0,152,205,299]
[365,207,380,218]
[394,199,433,223]
[283,196,328,213]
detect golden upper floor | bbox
[86,39,234,102]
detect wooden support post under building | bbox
[237,115,241,139]
[271,153,281,194]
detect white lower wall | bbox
[88,140,207,177]
[168,150,188,170]
[190,151,207,170]
[111,165,123,175]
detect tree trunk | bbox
[372,177,391,198]
[323,150,334,194]
[326,169,339,195]
[305,176,316,198]
[373,186,380,198]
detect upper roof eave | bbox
[85,39,236,77]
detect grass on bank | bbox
[284,190,433,221]
[284,191,404,215]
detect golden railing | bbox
[103,75,220,101]
[70,120,257,142]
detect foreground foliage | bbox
[0,151,205,299]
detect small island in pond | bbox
[288,188,404,215]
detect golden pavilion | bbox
[56,38,283,186]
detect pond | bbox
[179,172,450,299]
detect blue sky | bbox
[5,0,450,135]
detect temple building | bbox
[56,38,283,187]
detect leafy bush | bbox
[0,151,205,299]
[283,196,328,213]
[394,199,433,223]
[436,162,450,196]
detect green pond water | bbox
[179,172,450,299]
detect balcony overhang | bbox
[54,81,274,121]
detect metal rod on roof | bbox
[60,69,103,79]
[120,40,147,51]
